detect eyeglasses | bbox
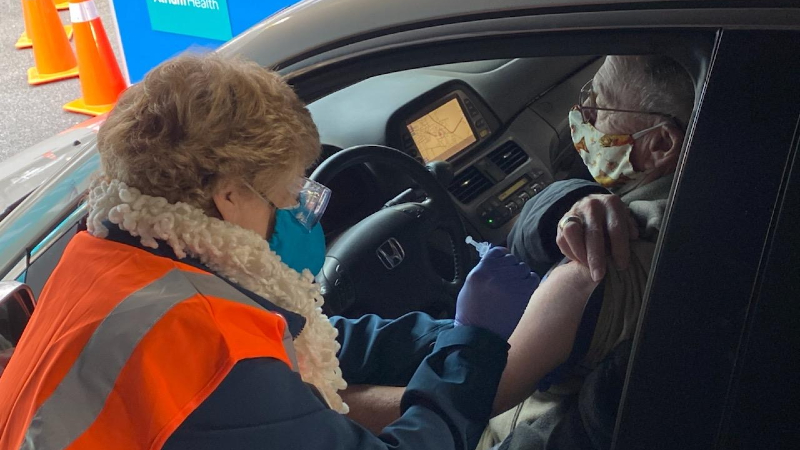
[578,78,677,127]
[245,177,331,231]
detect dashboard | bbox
[388,82,548,231]
[308,56,602,243]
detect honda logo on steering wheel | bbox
[376,238,405,270]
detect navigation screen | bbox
[407,98,477,162]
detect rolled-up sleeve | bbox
[508,179,608,275]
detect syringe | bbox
[465,236,491,258]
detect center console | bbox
[388,81,554,236]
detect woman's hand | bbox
[341,385,405,435]
[455,247,541,341]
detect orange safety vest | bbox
[0,232,298,450]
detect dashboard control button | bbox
[464,98,478,113]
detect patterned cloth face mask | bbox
[569,106,666,192]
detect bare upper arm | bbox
[493,261,599,415]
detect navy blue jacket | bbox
[507,179,608,276]
[104,226,508,450]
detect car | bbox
[1,0,799,448]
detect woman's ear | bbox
[211,177,274,238]
[212,178,240,224]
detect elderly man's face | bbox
[590,58,655,173]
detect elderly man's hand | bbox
[556,194,639,281]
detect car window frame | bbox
[277,23,717,438]
[280,26,800,448]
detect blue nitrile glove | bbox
[454,246,541,340]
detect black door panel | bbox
[719,119,800,449]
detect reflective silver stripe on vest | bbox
[182,271,299,372]
[21,269,194,450]
[282,325,299,372]
[20,268,297,450]
[181,271,263,310]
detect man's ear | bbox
[212,177,241,223]
[649,123,684,174]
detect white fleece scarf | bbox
[87,179,349,413]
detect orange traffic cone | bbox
[63,0,127,116]
[16,0,73,50]
[25,0,79,84]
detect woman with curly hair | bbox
[0,53,555,450]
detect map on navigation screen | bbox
[407,98,476,162]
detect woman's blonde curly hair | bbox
[97,53,320,216]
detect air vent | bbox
[487,141,529,174]
[448,166,492,204]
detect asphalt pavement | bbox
[0,0,122,162]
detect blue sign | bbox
[110,1,296,83]
[146,0,233,41]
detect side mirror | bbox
[0,281,35,348]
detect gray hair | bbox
[596,55,695,130]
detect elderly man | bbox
[485,54,695,450]
[337,54,695,449]
[509,54,693,281]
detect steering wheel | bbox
[311,145,470,319]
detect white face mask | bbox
[568,108,665,192]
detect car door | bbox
[614,30,800,450]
